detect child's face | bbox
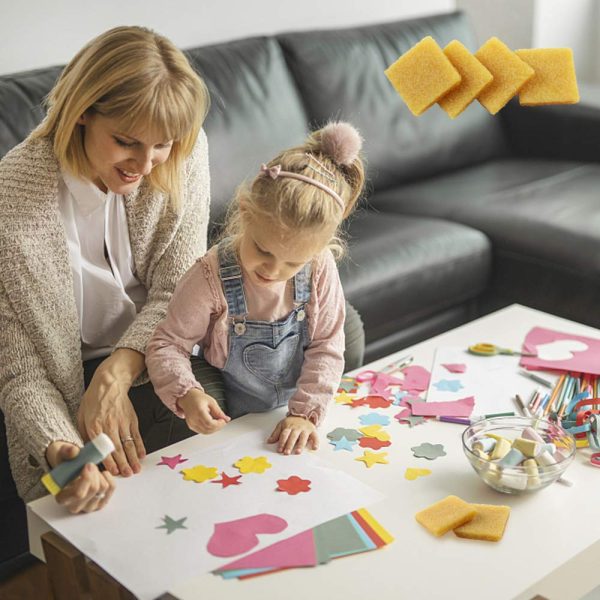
[238,217,334,287]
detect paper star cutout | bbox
[411,442,447,460]
[335,391,355,405]
[337,377,358,393]
[234,456,272,474]
[180,464,219,483]
[351,396,392,409]
[329,436,356,451]
[433,379,464,392]
[157,454,188,470]
[355,451,389,468]
[276,476,311,495]
[359,425,391,442]
[326,427,362,442]
[359,412,391,426]
[358,437,391,450]
[156,515,187,534]
[404,468,432,480]
[211,472,242,488]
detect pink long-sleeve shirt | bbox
[146,245,346,426]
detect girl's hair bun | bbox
[320,121,363,166]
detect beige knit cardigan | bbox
[0,131,210,501]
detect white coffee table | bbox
[28,304,600,599]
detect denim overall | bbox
[217,242,311,419]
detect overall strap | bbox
[217,240,248,317]
[293,262,312,305]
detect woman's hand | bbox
[45,441,115,514]
[77,349,146,477]
[267,416,319,455]
[177,388,230,434]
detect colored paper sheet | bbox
[314,513,374,563]
[370,372,404,396]
[400,365,431,392]
[520,326,600,376]
[442,363,467,373]
[410,396,475,417]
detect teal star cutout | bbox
[156,515,188,534]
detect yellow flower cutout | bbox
[359,425,391,442]
[180,464,219,483]
[234,456,272,474]
[335,392,355,405]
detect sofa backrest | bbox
[278,11,508,191]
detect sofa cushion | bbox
[186,37,309,231]
[278,11,508,192]
[339,210,491,350]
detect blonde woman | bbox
[0,26,213,513]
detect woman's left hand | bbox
[77,349,146,477]
[267,416,319,455]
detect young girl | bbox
[146,122,365,455]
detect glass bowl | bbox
[462,416,576,494]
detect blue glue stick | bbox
[41,433,115,495]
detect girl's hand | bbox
[45,441,115,514]
[267,416,319,455]
[177,388,230,434]
[77,349,146,478]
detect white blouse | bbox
[58,172,147,361]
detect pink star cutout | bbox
[157,454,188,470]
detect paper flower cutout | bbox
[433,379,464,392]
[338,377,358,393]
[411,442,447,460]
[329,436,357,451]
[442,363,467,373]
[276,476,312,495]
[157,454,188,470]
[359,425,391,442]
[404,468,432,480]
[180,464,219,483]
[355,451,389,468]
[211,472,242,488]
[326,427,362,442]
[358,437,391,450]
[351,396,392,409]
[359,413,391,426]
[156,515,187,534]
[335,391,355,405]
[234,456,272,474]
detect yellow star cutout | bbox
[359,425,391,442]
[234,456,272,474]
[355,451,389,468]
[335,392,355,405]
[180,464,219,483]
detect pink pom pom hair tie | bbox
[320,122,363,166]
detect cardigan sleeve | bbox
[114,130,210,360]
[0,281,83,473]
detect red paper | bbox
[276,476,311,495]
[358,437,392,450]
[351,396,392,409]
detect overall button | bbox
[297,309,306,322]
[234,322,246,335]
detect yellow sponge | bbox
[385,36,461,116]
[415,495,476,536]
[454,503,511,542]
[516,48,579,106]
[439,40,493,118]
[475,37,535,114]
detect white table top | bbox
[28,304,600,600]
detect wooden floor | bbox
[0,560,51,600]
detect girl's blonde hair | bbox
[222,122,365,258]
[33,26,209,209]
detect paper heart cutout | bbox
[207,513,288,557]
[534,340,589,361]
[404,467,431,480]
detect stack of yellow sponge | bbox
[384,36,579,118]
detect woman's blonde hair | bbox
[33,26,209,209]
[222,122,365,259]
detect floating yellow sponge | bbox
[415,495,476,537]
[516,48,579,106]
[438,40,493,118]
[475,37,535,114]
[454,503,511,542]
[385,36,461,116]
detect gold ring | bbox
[121,437,134,443]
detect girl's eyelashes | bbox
[254,241,271,256]
[113,136,135,147]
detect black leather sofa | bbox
[1,9,599,576]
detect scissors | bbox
[355,355,413,382]
[468,343,537,357]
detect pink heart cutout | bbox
[207,513,288,557]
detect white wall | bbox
[0,0,455,75]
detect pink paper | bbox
[207,514,288,557]
[370,372,404,396]
[400,366,431,393]
[520,326,600,376]
[442,363,467,374]
[216,530,316,571]
[410,396,475,417]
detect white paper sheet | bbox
[28,429,383,599]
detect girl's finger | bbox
[295,430,310,454]
[283,430,301,455]
[309,431,320,450]
[278,428,292,452]
[267,422,282,443]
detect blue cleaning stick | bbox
[41,433,115,495]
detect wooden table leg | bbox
[87,561,136,600]
[41,531,89,599]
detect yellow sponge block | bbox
[516,48,579,106]
[454,503,511,542]
[385,36,461,116]
[415,495,476,536]
[439,40,493,118]
[475,37,535,114]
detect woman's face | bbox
[77,112,173,194]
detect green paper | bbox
[313,515,370,564]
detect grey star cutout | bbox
[157,515,188,534]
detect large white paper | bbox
[28,429,383,599]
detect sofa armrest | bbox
[500,83,600,163]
